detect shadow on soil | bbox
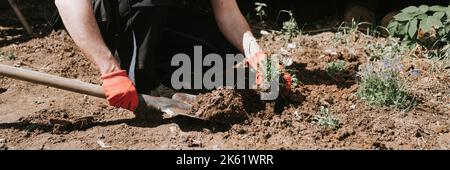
[290,62,357,89]
[0,114,232,134]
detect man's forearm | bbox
[211,0,262,58]
[55,0,120,75]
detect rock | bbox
[338,129,355,141]
[96,140,111,149]
[0,139,6,150]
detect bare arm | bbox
[210,0,262,58]
[54,0,120,75]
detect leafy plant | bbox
[326,60,347,77]
[364,37,407,60]
[277,10,300,42]
[388,5,450,49]
[357,56,412,108]
[260,56,281,85]
[254,2,267,23]
[313,106,340,129]
[257,55,298,94]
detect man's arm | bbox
[211,0,267,88]
[210,0,262,58]
[54,0,138,111]
[54,0,120,75]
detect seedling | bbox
[277,10,300,42]
[313,106,340,129]
[254,2,267,23]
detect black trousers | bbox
[93,0,238,94]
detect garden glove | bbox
[101,70,139,112]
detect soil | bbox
[0,1,449,150]
[190,88,248,124]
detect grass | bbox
[313,106,340,129]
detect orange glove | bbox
[246,52,293,96]
[246,51,267,87]
[101,70,139,112]
[282,73,293,96]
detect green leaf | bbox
[429,5,447,12]
[445,23,450,32]
[404,21,410,36]
[433,11,445,20]
[420,16,443,32]
[408,19,418,38]
[446,8,450,18]
[417,14,428,20]
[393,12,414,21]
[401,6,420,14]
[419,5,429,13]
[387,21,399,35]
[398,22,407,35]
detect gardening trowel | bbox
[0,64,201,120]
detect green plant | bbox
[388,5,450,49]
[338,19,361,35]
[254,2,267,23]
[257,56,281,91]
[326,60,347,77]
[313,106,340,129]
[7,51,16,60]
[257,55,299,94]
[364,37,407,60]
[277,10,300,42]
[332,19,365,47]
[357,57,412,108]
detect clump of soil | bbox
[190,88,249,124]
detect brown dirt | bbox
[190,88,248,124]
[1,1,449,150]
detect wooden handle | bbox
[0,64,105,98]
[8,0,32,35]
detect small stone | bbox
[97,140,111,148]
[169,126,178,134]
[202,128,211,134]
[263,120,270,127]
[97,134,105,139]
[338,129,355,141]
[260,30,270,35]
[263,132,272,139]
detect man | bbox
[54,0,266,112]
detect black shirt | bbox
[130,0,177,7]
